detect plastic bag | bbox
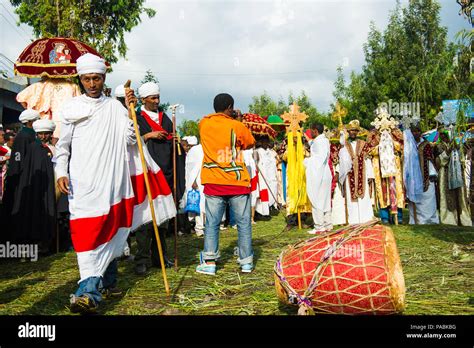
[185,189,200,214]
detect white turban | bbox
[114,84,125,98]
[33,119,56,133]
[76,53,106,75]
[139,82,160,98]
[19,109,40,123]
[185,136,198,145]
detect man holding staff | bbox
[55,54,176,314]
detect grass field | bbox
[0,212,473,315]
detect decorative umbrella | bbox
[14,37,110,78]
[267,114,285,125]
[242,113,277,139]
[267,114,286,133]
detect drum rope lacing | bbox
[275,219,379,315]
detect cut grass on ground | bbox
[0,212,473,315]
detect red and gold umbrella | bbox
[242,113,277,139]
[14,37,110,78]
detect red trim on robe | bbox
[70,169,171,252]
[259,189,269,202]
[141,110,173,140]
[250,174,258,191]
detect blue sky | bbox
[0,0,471,121]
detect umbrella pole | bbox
[124,81,170,296]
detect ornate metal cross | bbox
[281,102,308,133]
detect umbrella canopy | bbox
[15,37,110,78]
[267,114,285,125]
[242,113,277,139]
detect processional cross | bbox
[281,102,308,133]
[331,102,348,129]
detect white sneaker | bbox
[195,230,204,237]
[219,225,227,230]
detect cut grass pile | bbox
[0,212,472,315]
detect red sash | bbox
[141,110,173,140]
[0,146,7,156]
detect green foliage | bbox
[248,91,288,117]
[10,0,156,64]
[141,69,159,84]
[248,91,334,129]
[333,0,460,130]
[178,119,200,139]
[0,213,472,315]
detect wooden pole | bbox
[297,210,302,229]
[124,81,170,296]
[344,189,349,225]
[170,105,179,270]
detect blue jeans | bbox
[202,194,253,265]
[379,207,403,224]
[74,259,118,305]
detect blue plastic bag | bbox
[185,189,200,214]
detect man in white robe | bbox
[339,120,375,224]
[55,54,176,313]
[304,123,333,233]
[407,126,439,224]
[182,136,205,236]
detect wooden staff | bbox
[124,80,170,296]
[255,161,282,211]
[169,104,180,269]
[343,183,349,225]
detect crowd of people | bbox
[0,53,472,314]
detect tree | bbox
[249,91,334,129]
[141,69,159,84]
[331,0,457,129]
[178,119,200,139]
[10,0,156,64]
[248,91,288,117]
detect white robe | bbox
[182,144,205,213]
[255,147,270,216]
[304,134,332,213]
[408,141,439,224]
[266,149,279,208]
[332,165,347,226]
[344,141,375,224]
[55,94,176,282]
[243,149,258,207]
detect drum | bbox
[274,221,405,315]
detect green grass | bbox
[0,212,473,315]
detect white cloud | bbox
[1,0,470,121]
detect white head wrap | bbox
[76,53,107,75]
[114,84,125,98]
[19,109,40,123]
[139,82,160,98]
[185,136,198,145]
[33,119,56,133]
